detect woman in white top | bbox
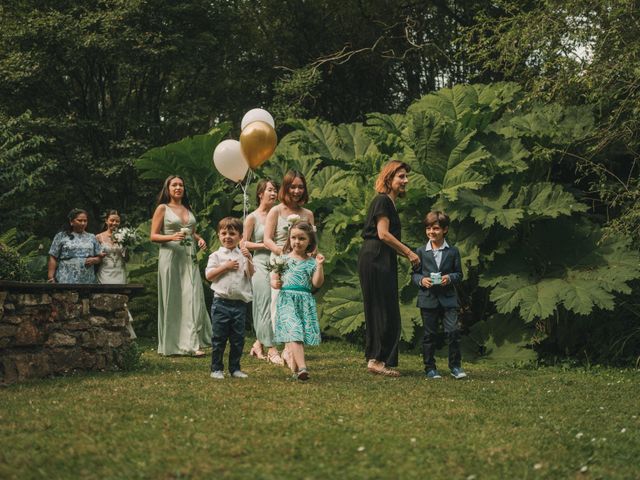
[96,209,136,338]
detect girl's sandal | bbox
[296,368,309,381]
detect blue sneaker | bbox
[425,369,442,379]
[450,367,467,379]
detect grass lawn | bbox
[1,339,639,479]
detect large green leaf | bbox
[321,285,365,334]
[451,186,524,229]
[512,182,588,219]
[463,314,537,364]
[489,104,594,144]
[480,221,640,321]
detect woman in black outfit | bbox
[358,160,420,376]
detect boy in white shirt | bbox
[205,217,254,379]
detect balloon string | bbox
[240,169,254,220]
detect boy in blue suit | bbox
[412,211,466,379]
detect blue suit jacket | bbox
[411,243,463,309]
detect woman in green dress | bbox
[242,179,281,363]
[150,175,212,356]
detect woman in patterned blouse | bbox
[47,208,105,283]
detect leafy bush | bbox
[115,341,142,371]
[270,83,640,362]
[0,228,49,282]
[132,82,640,364]
[0,242,29,281]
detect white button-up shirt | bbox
[205,247,253,303]
[425,239,449,270]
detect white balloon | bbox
[213,139,249,182]
[241,108,275,131]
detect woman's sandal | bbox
[267,351,284,366]
[249,342,267,360]
[367,361,400,377]
[296,368,309,381]
[193,350,206,358]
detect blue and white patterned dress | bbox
[49,231,103,283]
[274,255,321,345]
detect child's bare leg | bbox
[289,342,306,370]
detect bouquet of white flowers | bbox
[179,227,193,247]
[112,227,140,248]
[266,256,288,276]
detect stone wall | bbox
[0,281,144,384]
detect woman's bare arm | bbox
[376,216,420,267]
[263,206,282,255]
[242,214,263,251]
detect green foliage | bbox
[115,341,142,371]
[461,0,640,245]
[271,82,640,363]
[0,243,29,281]
[130,82,640,364]
[0,228,49,281]
[461,314,537,364]
[0,111,54,235]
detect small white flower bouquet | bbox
[179,227,193,247]
[266,257,288,276]
[112,227,140,248]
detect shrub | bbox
[0,243,29,281]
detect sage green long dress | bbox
[157,206,212,355]
[249,213,274,347]
[269,215,293,327]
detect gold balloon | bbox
[240,121,277,169]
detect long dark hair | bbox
[255,178,279,206]
[101,209,121,231]
[156,175,191,209]
[278,170,308,206]
[62,208,88,238]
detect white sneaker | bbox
[210,370,224,380]
[231,370,248,379]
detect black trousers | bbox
[420,307,461,371]
[210,297,247,373]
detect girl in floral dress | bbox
[271,222,324,381]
